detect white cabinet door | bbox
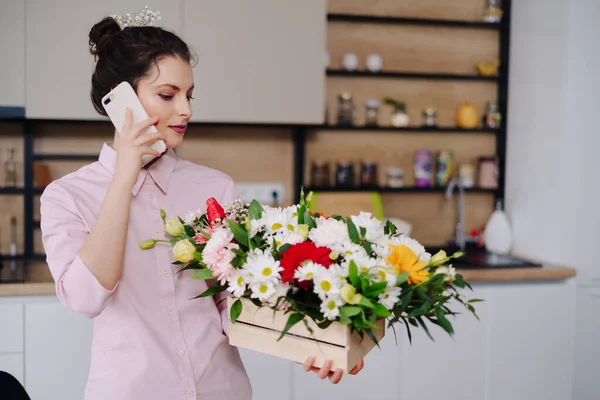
[0,304,23,353]
[573,287,600,400]
[0,354,24,386]
[398,285,490,400]
[25,0,183,120]
[239,349,293,400]
[182,0,326,124]
[24,300,93,400]
[0,0,25,108]
[487,280,575,400]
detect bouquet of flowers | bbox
[141,189,480,346]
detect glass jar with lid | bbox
[364,99,380,126]
[483,0,503,23]
[337,93,355,126]
[485,102,502,128]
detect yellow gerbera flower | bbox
[386,244,429,284]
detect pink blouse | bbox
[40,144,252,400]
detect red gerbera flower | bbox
[280,242,334,288]
[206,197,226,225]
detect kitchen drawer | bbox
[0,353,24,385]
[0,304,24,353]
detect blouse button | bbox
[186,390,194,398]
[162,268,169,275]
[178,350,186,356]
[155,228,161,234]
[168,308,175,315]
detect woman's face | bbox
[136,56,194,149]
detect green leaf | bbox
[248,200,264,220]
[348,260,360,287]
[361,277,369,293]
[359,296,375,309]
[228,219,249,248]
[346,218,360,244]
[230,299,242,323]
[468,298,485,303]
[317,319,334,329]
[364,281,388,298]
[278,313,304,340]
[403,317,413,345]
[435,307,454,335]
[339,313,351,325]
[176,263,201,273]
[250,297,262,308]
[453,274,467,289]
[416,316,435,341]
[373,303,392,318]
[190,283,227,299]
[231,255,245,268]
[365,328,381,348]
[303,210,316,229]
[396,271,409,286]
[297,204,306,225]
[330,214,344,221]
[361,241,373,255]
[340,305,361,317]
[407,300,432,318]
[360,226,367,239]
[193,252,203,263]
[190,268,215,280]
[384,219,397,235]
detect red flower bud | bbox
[206,197,226,225]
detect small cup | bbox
[342,53,359,71]
[366,54,382,72]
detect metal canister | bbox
[413,150,433,187]
[435,150,455,186]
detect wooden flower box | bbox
[227,297,385,373]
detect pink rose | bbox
[202,226,238,284]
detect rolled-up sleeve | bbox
[40,183,118,318]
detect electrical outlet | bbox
[236,182,285,205]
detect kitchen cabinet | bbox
[0,354,24,386]
[25,0,183,119]
[0,0,25,109]
[573,287,600,400]
[182,0,326,124]
[24,300,93,400]
[0,304,23,353]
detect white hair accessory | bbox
[111,5,162,28]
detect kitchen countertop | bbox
[0,263,576,298]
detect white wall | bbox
[506,1,600,399]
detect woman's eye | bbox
[187,95,195,100]
[159,94,173,100]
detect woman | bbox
[40,12,363,400]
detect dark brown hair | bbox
[88,17,195,116]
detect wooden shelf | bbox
[304,186,497,194]
[0,187,25,195]
[327,13,502,30]
[326,69,499,82]
[307,125,498,133]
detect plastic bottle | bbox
[484,199,513,254]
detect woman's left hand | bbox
[302,357,364,384]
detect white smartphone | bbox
[101,81,167,166]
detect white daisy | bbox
[273,231,305,247]
[294,261,320,282]
[250,280,276,302]
[371,266,398,288]
[320,295,344,320]
[183,207,205,227]
[260,205,298,236]
[244,249,283,283]
[313,267,341,300]
[330,263,349,284]
[350,211,385,243]
[226,269,248,298]
[340,242,368,258]
[341,252,377,275]
[378,286,402,310]
[308,216,351,253]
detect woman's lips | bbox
[169,125,187,134]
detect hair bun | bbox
[89,17,122,57]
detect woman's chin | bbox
[163,135,184,149]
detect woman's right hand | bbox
[113,108,165,187]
